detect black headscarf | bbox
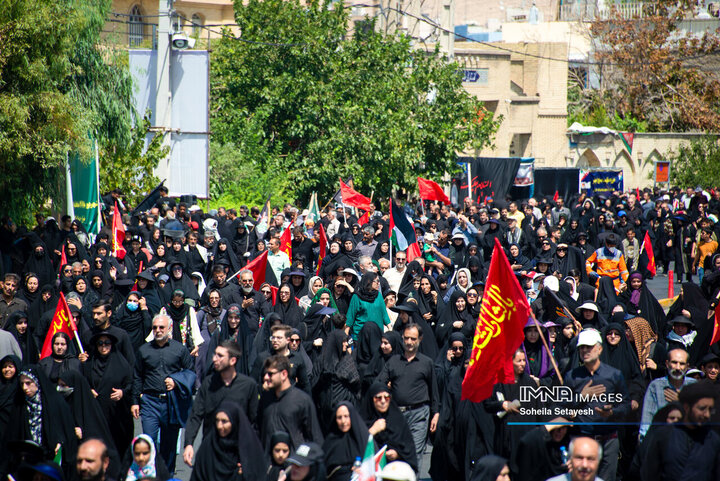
[5,311,39,365]
[212,238,242,274]
[470,455,507,481]
[191,401,267,481]
[0,355,20,433]
[204,304,252,376]
[618,272,663,334]
[355,272,380,304]
[600,321,643,389]
[58,370,117,451]
[38,332,81,383]
[665,283,711,365]
[7,365,77,468]
[28,285,59,329]
[114,292,151,351]
[273,284,304,328]
[359,383,418,472]
[23,238,57,289]
[322,402,369,481]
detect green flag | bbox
[69,142,100,234]
[53,445,62,466]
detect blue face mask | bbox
[126,301,139,312]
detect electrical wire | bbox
[106,6,720,66]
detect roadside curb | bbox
[658,296,678,308]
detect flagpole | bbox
[528,311,564,384]
[73,330,85,355]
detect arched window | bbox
[191,13,203,37]
[128,5,144,47]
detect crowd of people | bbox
[1,184,720,481]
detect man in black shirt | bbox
[237,269,269,334]
[565,328,630,481]
[182,341,259,467]
[251,324,311,393]
[131,313,194,474]
[81,301,136,368]
[257,354,323,450]
[376,323,439,469]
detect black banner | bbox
[534,168,579,200]
[455,157,521,203]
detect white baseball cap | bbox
[577,328,602,347]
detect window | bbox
[191,14,203,37]
[128,5,144,47]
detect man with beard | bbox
[376,323,439,471]
[257,354,323,450]
[131,314,194,473]
[80,302,136,368]
[182,341,259,467]
[640,381,720,480]
[184,232,208,275]
[201,265,243,308]
[0,274,26,327]
[250,324,310,393]
[237,269,268,334]
[75,439,113,481]
[546,437,603,481]
[639,348,696,439]
[564,329,630,481]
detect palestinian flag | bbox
[389,199,421,262]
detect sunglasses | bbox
[96,340,113,346]
[451,346,465,351]
[374,394,391,401]
[467,293,478,297]
[289,338,301,343]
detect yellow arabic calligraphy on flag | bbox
[462,238,531,402]
[469,284,518,366]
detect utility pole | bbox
[440,0,454,59]
[155,0,173,184]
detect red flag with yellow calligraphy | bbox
[112,201,126,260]
[461,238,531,402]
[40,292,76,359]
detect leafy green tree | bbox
[210,0,499,204]
[669,136,720,189]
[0,0,158,220]
[99,114,168,208]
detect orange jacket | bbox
[586,247,629,288]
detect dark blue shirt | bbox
[564,362,630,435]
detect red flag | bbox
[340,179,374,211]
[40,292,76,359]
[357,212,370,226]
[711,304,720,346]
[244,250,269,291]
[636,187,641,200]
[461,238,532,402]
[59,244,68,273]
[417,177,450,204]
[316,224,328,275]
[112,201,126,260]
[280,225,293,260]
[641,231,656,277]
[553,190,559,202]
